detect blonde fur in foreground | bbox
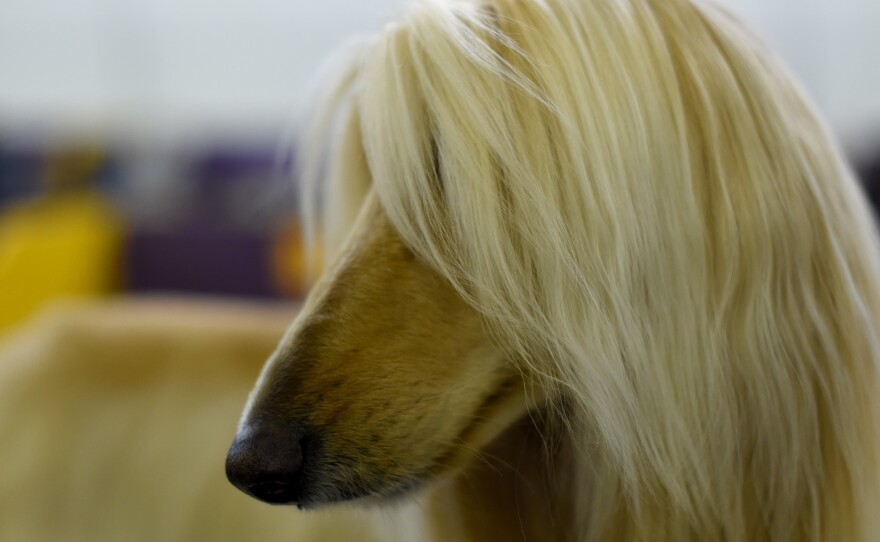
[0,300,382,542]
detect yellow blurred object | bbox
[271,218,323,298]
[0,191,123,333]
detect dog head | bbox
[226,194,540,507]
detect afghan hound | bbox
[225,0,880,540]
[0,0,875,540]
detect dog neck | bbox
[424,414,574,542]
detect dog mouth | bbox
[272,469,430,510]
[228,377,525,509]
[293,471,428,510]
[229,431,430,509]
[298,381,525,508]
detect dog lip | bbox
[236,478,300,505]
[241,461,326,507]
[244,480,300,505]
[287,480,411,510]
[232,430,428,509]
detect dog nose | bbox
[225,422,304,505]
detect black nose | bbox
[225,422,305,505]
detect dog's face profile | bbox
[226,194,538,508]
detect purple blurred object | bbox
[122,143,294,299]
[125,223,281,299]
[179,144,293,230]
[191,146,277,183]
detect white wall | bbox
[0,0,404,141]
[0,0,878,144]
[730,0,880,149]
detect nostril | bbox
[225,423,305,505]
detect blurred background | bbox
[1,0,879,334]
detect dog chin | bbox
[278,473,428,510]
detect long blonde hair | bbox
[300,0,880,539]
